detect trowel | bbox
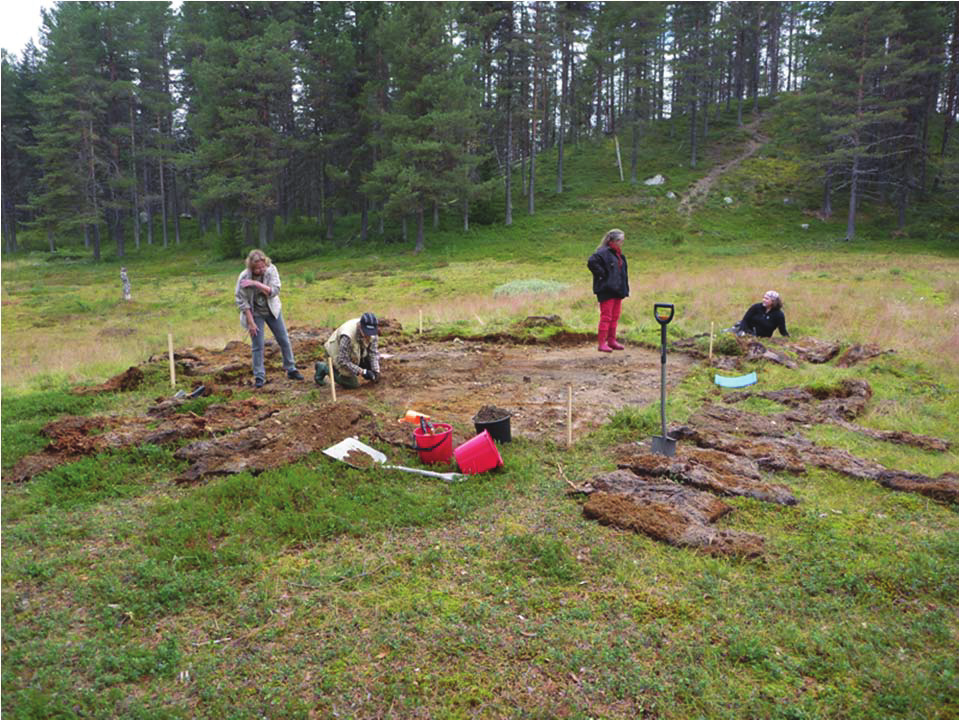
[651,303,677,457]
[323,437,464,482]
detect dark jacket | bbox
[587,247,630,302]
[739,302,788,337]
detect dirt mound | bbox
[580,471,764,558]
[673,334,893,374]
[837,344,891,367]
[4,398,288,484]
[72,366,144,395]
[789,339,842,364]
[173,400,380,483]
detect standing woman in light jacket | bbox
[587,229,630,352]
[234,249,304,388]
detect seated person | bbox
[731,290,789,337]
[315,312,381,388]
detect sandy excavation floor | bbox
[365,337,696,444]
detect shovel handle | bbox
[382,464,464,482]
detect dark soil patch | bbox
[474,405,511,423]
[173,400,378,483]
[72,366,144,395]
[344,449,376,469]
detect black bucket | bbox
[473,413,511,443]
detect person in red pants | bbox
[587,229,630,352]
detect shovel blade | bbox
[651,435,677,457]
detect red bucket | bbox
[453,430,504,474]
[412,423,454,465]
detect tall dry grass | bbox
[3,253,957,388]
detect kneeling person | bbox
[316,312,381,388]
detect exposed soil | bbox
[474,405,511,423]
[344,449,376,469]
[371,335,695,443]
[72,366,144,395]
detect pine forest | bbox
[3,1,958,258]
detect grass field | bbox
[3,106,958,718]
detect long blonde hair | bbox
[245,249,271,273]
[596,228,624,252]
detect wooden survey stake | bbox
[328,355,337,403]
[168,333,176,388]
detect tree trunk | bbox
[259,212,269,248]
[1,190,16,253]
[897,184,907,229]
[324,172,334,240]
[690,98,698,169]
[129,105,140,250]
[846,157,859,240]
[940,4,959,162]
[242,217,254,248]
[433,201,439,229]
[505,22,514,227]
[463,196,469,231]
[557,26,568,194]
[48,228,56,253]
[822,173,832,218]
[158,155,169,249]
[360,197,369,241]
[144,164,154,245]
[114,208,125,259]
[414,206,424,254]
[171,168,181,244]
[751,8,761,115]
[768,4,780,100]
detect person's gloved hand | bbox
[362,369,375,381]
[370,370,380,383]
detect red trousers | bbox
[598,298,623,344]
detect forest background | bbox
[3,1,957,259]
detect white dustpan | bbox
[323,437,464,482]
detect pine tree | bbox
[809,3,913,240]
[1,47,42,252]
[186,4,293,247]
[365,3,482,253]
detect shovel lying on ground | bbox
[323,437,465,483]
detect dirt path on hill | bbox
[678,114,769,215]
